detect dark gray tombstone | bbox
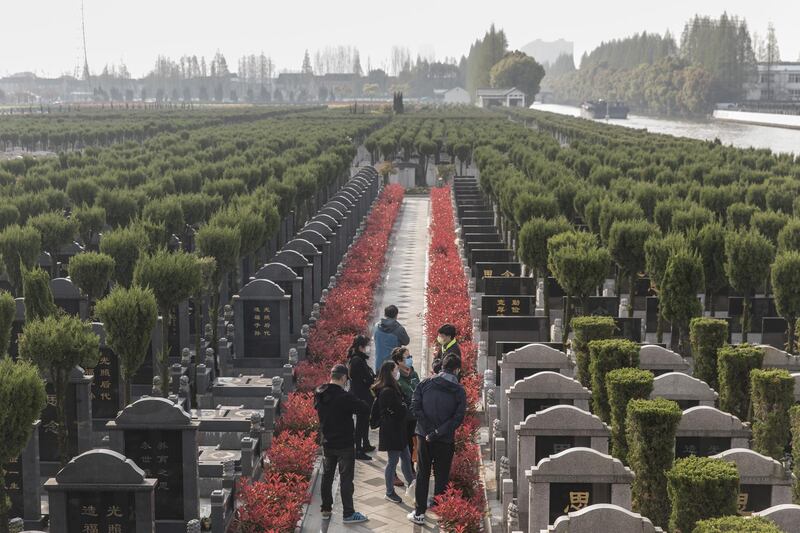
[762,318,789,349]
[481,295,535,330]
[50,277,89,319]
[45,449,156,533]
[463,232,501,245]
[87,323,125,428]
[36,251,53,274]
[56,241,85,277]
[107,397,200,530]
[253,262,303,339]
[3,420,41,529]
[728,297,777,334]
[613,318,642,343]
[166,300,190,360]
[471,249,516,271]
[272,249,312,320]
[305,218,341,270]
[232,278,291,360]
[570,296,619,317]
[484,276,537,297]
[130,319,163,400]
[645,296,672,334]
[284,239,322,304]
[487,316,549,358]
[39,367,93,476]
[476,263,522,292]
[297,229,332,289]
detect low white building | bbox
[745,62,800,101]
[443,87,471,104]
[476,87,526,108]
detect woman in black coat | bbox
[347,335,375,458]
[372,360,416,503]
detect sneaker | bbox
[405,479,416,498]
[385,492,403,503]
[407,511,425,525]
[355,452,373,461]
[393,475,404,487]
[343,512,368,523]
[321,510,332,520]
[363,444,376,452]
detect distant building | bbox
[433,87,470,105]
[476,87,526,108]
[745,62,800,102]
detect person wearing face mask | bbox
[390,346,420,480]
[347,334,376,459]
[432,323,461,374]
[314,364,371,523]
[371,360,416,503]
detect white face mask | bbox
[392,369,400,381]
[344,380,351,391]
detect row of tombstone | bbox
[450,177,800,532]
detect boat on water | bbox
[580,100,629,120]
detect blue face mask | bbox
[405,356,414,368]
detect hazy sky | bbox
[1,1,798,78]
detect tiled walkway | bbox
[304,195,435,532]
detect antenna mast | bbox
[81,0,90,80]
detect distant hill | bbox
[520,39,574,66]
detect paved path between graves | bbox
[305,194,436,532]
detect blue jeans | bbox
[385,448,415,496]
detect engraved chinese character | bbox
[140,442,152,450]
[738,493,750,515]
[108,525,123,533]
[501,270,515,278]
[99,369,111,377]
[82,525,99,533]
[46,394,57,406]
[563,491,590,513]
[80,505,99,517]
[512,299,521,306]
[483,270,493,278]
[106,505,123,518]
[157,441,169,451]
[43,420,59,435]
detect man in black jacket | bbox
[314,364,371,523]
[407,354,467,525]
[431,323,461,374]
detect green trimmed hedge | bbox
[627,398,682,529]
[667,456,740,533]
[607,367,654,463]
[750,369,793,459]
[717,344,764,421]
[571,315,616,387]
[692,516,782,533]
[588,338,639,423]
[689,317,728,390]
[788,405,800,502]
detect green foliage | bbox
[0,291,16,356]
[0,224,41,295]
[66,178,99,206]
[143,196,185,238]
[97,189,140,228]
[695,222,728,314]
[724,230,775,328]
[517,216,572,276]
[72,205,106,245]
[465,24,509,98]
[689,318,728,390]
[99,225,147,287]
[751,210,789,244]
[570,316,616,388]
[22,266,56,322]
[607,368,654,463]
[750,369,793,459]
[778,218,800,253]
[588,339,640,423]
[196,224,241,281]
[19,313,99,465]
[489,50,545,99]
[645,232,688,291]
[727,202,758,230]
[0,357,46,524]
[627,398,682,529]
[661,249,704,352]
[667,456,740,533]
[692,516,782,533]
[717,344,764,421]
[28,211,78,256]
[68,252,115,307]
[95,285,158,406]
[0,203,20,231]
[547,231,610,307]
[771,251,800,353]
[789,405,800,502]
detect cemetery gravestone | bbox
[650,372,718,409]
[284,239,323,304]
[675,406,751,458]
[3,421,41,529]
[545,504,664,533]
[272,249,313,320]
[253,263,303,339]
[50,277,89,319]
[712,448,794,515]
[232,279,290,362]
[40,367,93,476]
[86,323,124,428]
[638,345,690,376]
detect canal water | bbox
[531,103,800,156]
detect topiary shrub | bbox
[692,516,782,533]
[689,317,728,390]
[717,344,764,421]
[627,398,682,529]
[607,368,654,463]
[571,315,616,388]
[667,456,739,533]
[588,338,640,423]
[789,405,800,502]
[750,369,793,459]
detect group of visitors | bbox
[313,305,467,525]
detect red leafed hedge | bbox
[234,184,404,533]
[427,186,486,531]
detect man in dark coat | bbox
[431,323,461,374]
[407,354,467,524]
[374,305,410,369]
[314,364,371,523]
[347,336,376,458]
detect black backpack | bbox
[369,396,382,429]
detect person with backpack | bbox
[431,323,461,374]
[390,346,420,473]
[373,305,410,370]
[407,354,467,525]
[314,364,370,524]
[371,360,416,503]
[347,334,375,459]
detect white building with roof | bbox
[476,87,526,108]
